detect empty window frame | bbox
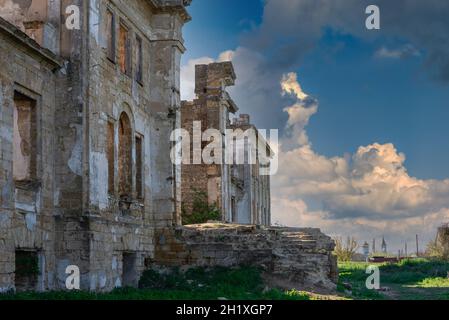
[118,112,132,197]
[13,91,37,182]
[135,36,143,83]
[15,250,39,292]
[118,21,131,76]
[122,252,137,287]
[105,8,116,62]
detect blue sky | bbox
[183,0,263,63]
[183,0,449,181]
[181,0,449,251]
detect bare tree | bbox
[334,236,359,262]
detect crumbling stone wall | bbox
[230,114,272,226]
[154,224,338,293]
[80,0,190,291]
[181,62,238,222]
[0,0,60,52]
[1,0,191,292]
[436,224,449,259]
[181,62,272,226]
[0,16,62,293]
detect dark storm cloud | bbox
[247,0,449,82]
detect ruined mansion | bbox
[0,0,337,293]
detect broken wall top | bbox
[194,62,236,96]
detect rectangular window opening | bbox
[135,36,143,84]
[13,91,37,182]
[15,250,39,292]
[106,9,116,62]
[122,252,138,288]
[119,21,131,76]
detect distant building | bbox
[381,237,387,253]
[362,241,370,262]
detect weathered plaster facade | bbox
[181,62,272,226]
[0,0,190,292]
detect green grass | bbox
[5,260,447,300]
[338,259,449,300]
[411,277,449,288]
[0,266,311,301]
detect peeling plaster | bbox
[0,0,26,31]
[112,256,118,271]
[56,259,70,288]
[99,272,107,288]
[0,0,190,292]
[111,227,117,242]
[0,214,10,228]
[89,0,100,44]
[1,185,12,209]
[0,125,12,143]
[15,200,35,213]
[24,212,36,231]
[54,188,60,206]
[90,273,98,291]
[68,124,82,176]
[0,285,14,294]
[90,152,108,210]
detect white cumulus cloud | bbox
[272,72,449,250]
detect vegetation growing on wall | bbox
[181,191,221,225]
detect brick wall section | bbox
[154,224,338,293]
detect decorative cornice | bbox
[149,0,192,23]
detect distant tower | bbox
[372,238,376,253]
[381,237,387,254]
[363,242,370,262]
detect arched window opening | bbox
[118,112,132,198]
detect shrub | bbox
[181,190,221,225]
[333,237,359,262]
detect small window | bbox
[135,135,143,199]
[135,36,143,84]
[107,121,115,195]
[122,252,137,288]
[13,92,37,182]
[106,9,116,62]
[15,250,39,292]
[119,22,131,76]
